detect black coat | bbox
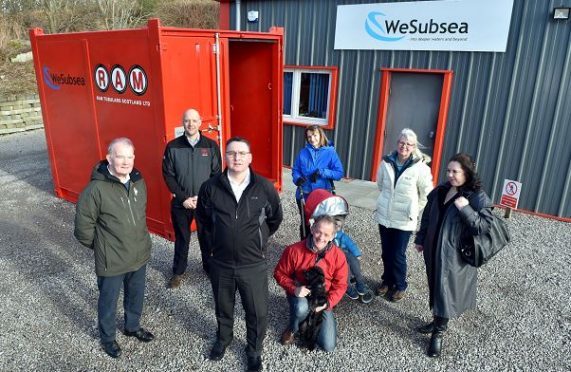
[415,183,494,318]
[195,168,283,267]
[162,134,221,206]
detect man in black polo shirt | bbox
[162,108,221,288]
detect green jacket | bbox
[74,161,152,277]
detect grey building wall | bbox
[228,0,571,219]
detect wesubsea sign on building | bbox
[500,179,522,209]
[334,0,514,51]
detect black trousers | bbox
[171,206,209,274]
[210,261,268,358]
[97,264,146,343]
[296,198,311,240]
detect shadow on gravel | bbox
[0,149,55,195]
[0,219,98,340]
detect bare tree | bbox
[95,0,144,30]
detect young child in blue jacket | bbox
[333,215,374,304]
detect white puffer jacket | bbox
[374,153,433,231]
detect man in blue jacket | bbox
[196,137,283,372]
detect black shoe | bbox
[427,331,443,357]
[209,341,226,361]
[417,322,434,334]
[247,355,262,371]
[124,328,155,342]
[101,340,122,358]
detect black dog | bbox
[298,266,328,350]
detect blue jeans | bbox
[378,225,412,291]
[287,295,337,352]
[343,250,364,286]
[97,264,147,343]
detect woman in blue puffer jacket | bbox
[292,125,344,236]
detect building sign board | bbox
[500,179,522,209]
[334,0,514,52]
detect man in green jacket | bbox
[74,137,154,358]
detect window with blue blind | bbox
[283,67,335,126]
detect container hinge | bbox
[212,43,219,54]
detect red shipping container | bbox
[29,19,283,241]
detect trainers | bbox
[345,285,359,300]
[280,329,295,346]
[168,274,183,289]
[360,289,374,304]
[355,282,369,296]
[390,289,406,302]
[376,282,389,296]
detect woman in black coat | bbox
[414,153,494,358]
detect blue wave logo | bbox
[42,66,60,90]
[365,11,404,42]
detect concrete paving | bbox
[281,168,379,211]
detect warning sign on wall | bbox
[500,179,522,209]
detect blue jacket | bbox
[334,230,362,257]
[292,143,344,200]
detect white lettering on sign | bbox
[94,65,109,92]
[129,65,148,96]
[111,65,127,94]
[500,179,522,209]
[95,95,151,108]
[95,64,149,95]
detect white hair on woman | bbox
[398,128,431,163]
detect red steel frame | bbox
[370,68,453,184]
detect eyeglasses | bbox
[446,169,464,175]
[397,141,415,148]
[225,151,251,158]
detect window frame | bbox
[283,65,338,129]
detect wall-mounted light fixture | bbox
[247,10,259,23]
[553,7,570,20]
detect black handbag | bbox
[459,215,511,267]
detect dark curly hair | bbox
[449,153,482,192]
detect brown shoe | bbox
[391,290,406,302]
[280,329,295,346]
[376,282,389,296]
[168,274,183,289]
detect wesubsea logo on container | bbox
[94,64,148,96]
[42,66,86,90]
[334,0,514,52]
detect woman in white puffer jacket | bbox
[374,128,433,302]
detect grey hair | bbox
[107,137,134,155]
[312,214,337,229]
[398,128,425,160]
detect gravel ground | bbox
[1,130,570,371]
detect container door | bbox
[34,39,100,200]
[227,40,280,182]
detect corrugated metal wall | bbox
[229,0,571,218]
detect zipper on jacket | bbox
[127,198,137,226]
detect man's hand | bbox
[315,303,328,313]
[183,196,198,209]
[294,286,311,298]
